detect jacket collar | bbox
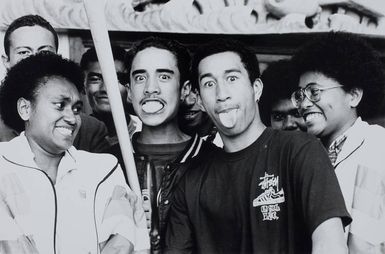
[2,132,77,178]
[334,117,366,167]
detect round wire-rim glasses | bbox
[291,83,343,108]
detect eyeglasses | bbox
[291,83,343,108]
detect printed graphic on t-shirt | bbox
[253,172,285,221]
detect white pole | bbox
[83,0,141,198]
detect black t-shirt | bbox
[165,128,351,254]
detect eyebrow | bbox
[131,69,146,76]
[53,96,83,105]
[156,69,174,74]
[224,69,241,74]
[131,69,174,76]
[38,45,55,50]
[199,69,241,82]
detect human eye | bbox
[72,104,83,115]
[133,74,146,83]
[200,79,215,88]
[271,113,284,121]
[159,73,171,81]
[292,110,302,118]
[88,75,102,84]
[54,102,65,111]
[226,75,239,83]
[17,50,31,56]
[309,86,321,97]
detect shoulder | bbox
[265,128,321,149]
[72,149,119,177]
[80,113,105,126]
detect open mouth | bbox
[303,112,323,123]
[142,100,165,114]
[218,108,238,128]
[183,110,200,120]
[56,126,74,136]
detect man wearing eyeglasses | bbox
[292,32,385,253]
[81,45,141,146]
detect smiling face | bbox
[179,88,206,129]
[198,51,262,138]
[270,99,306,131]
[298,71,358,144]
[23,77,82,155]
[84,60,127,114]
[3,26,57,70]
[128,47,181,127]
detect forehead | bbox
[198,51,244,76]
[272,99,296,112]
[36,77,80,100]
[8,25,56,49]
[131,47,178,72]
[86,59,125,73]
[299,71,341,88]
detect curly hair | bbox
[4,14,59,56]
[0,52,84,132]
[292,32,385,119]
[125,37,191,88]
[191,39,260,91]
[259,59,298,125]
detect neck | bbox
[26,135,63,184]
[321,116,358,148]
[221,114,266,153]
[138,120,191,145]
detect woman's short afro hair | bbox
[0,52,84,132]
[292,32,385,119]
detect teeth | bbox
[305,113,322,122]
[218,109,237,128]
[56,127,73,136]
[142,101,164,113]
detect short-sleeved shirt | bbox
[165,128,351,254]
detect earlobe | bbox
[349,88,363,108]
[17,98,32,121]
[197,94,206,112]
[2,54,11,71]
[253,78,264,102]
[180,80,192,101]
[126,83,132,103]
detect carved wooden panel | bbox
[0,0,384,35]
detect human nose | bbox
[185,92,197,106]
[144,77,160,95]
[216,82,230,102]
[282,115,298,131]
[63,108,77,125]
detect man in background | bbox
[81,45,141,146]
[259,59,306,131]
[1,14,110,152]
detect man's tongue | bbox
[218,109,237,128]
[142,101,163,114]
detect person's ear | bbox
[126,82,132,104]
[2,54,11,71]
[348,87,363,108]
[180,80,191,101]
[253,78,264,103]
[197,93,206,112]
[17,98,32,121]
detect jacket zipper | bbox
[2,157,58,254]
[93,164,119,254]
